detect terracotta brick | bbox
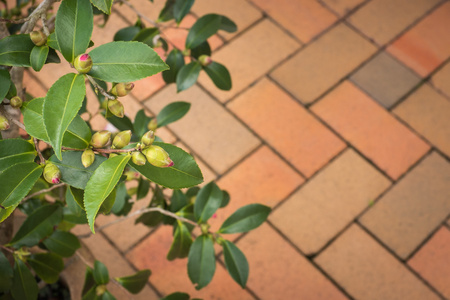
[272,24,377,104]
[145,84,260,173]
[155,126,177,144]
[394,84,450,157]
[321,0,365,16]
[127,225,255,299]
[30,53,73,89]
[23,71,47,98]
[270,149,390,255]
[114,0,167,26]
[237,223,347,300]
[348,0,440,46]
[431,61,450,98]
[359,152,450,259]
[387,1,450,77]
[228,78,345,177]
[409,226,450,299]
[311,81,430,179]
[91,12,131,46]
[250,0,337,43]
[315,224,440,300]
[198,19,300,103]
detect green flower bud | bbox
[107,99,124,118]
[0,115,10,131]
[142,145,174,168]
[110,82,134,97]
[131,151,146,166]
[147,119,157,131]
[140,130,155,146]
[96,285,106,296]
[43,162,61,184]
[181,48,191,56]
[81,148,95,168]
[109,153,118,158]
[112,130,132,149]
[73,53,93,73]
[30,30,47,47]
[90,130,111,148]
[198,55,212,66]
[124,170,140,180]
[10,96,22,109]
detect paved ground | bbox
[27,0,450,299]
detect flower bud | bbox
[43,162,61,184]
[147,119,157,131]
[81,148,95,168]
[107,99,124,118]
[0,115,10,131]
[140,130,155,146]
[30,31,47,47]
[73,53,93,73]
[142,145,174,168]
[10,96,22,109]
[110,83,134,97]
[181,48,191,56]
[90,130,111,148]
[124,170,140,181]
[131,151,146,166]
[109,153,118,158]
[112,130,132,149]
[198,55,212,66]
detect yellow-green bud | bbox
[10,96,22,109]
[142,145,174,168]
[147,119,157,131]
[110,82,134,97]
[131,151,146,166]
[43,162,61,184]
[96,285,106,296]
[181,48,191,56]
[198,55,212,66]
[30,30,47,47]
[81,149,95,168]
[141,130,155,146]
[112,130,132,149]
[90,130,111,148]
[73,53,93,73]
[0,115,10,131]
[124,170,140,180]
[107,99,124,118]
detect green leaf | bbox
[102,110,134,132]
[194,181,222,223]
[219,15,237,33]
[111,181,128,214]
[174,0,194,23]
[0,139,36,172]
[133,109,152,137]
[0,204,17,223]
[203,62,231,90]
[90,0,113,14]
[136,176,150,200]
[87,41,168,82]
[9,204,62,248]
[46,47,62,64]
[129,142,203,189]
[170,189,188,212]
[176,62,201,92]
[218,204,271,234]
[161,292,190,300]
[11,258,38,300]
[133,27,159,47]
[158,0,175,22]
[220,190,230,208]
[0,34,34,67]
[157,101,191,127]
[47,32,60,52]
[28,253,64,284]
[98,188,116,215]
[43,230,81,257]
[0,162,43,208]
[84,155,131,232]
[0,69,11,101]
[114,26,140,42]
[162,49,185,84]
[55,0,93,62]
[115,269,151,294]
[167,220,193,260]
[0,251,13,293]
[221,240,248,288]
[187,235,216,290]
[62,113,92,149]
[82,267,96,296]
[101,291,116,300]
[49,151,107,189]
[30,45,49,72]
[185,14,221,49]
[93,260,109,285]
[43,73,86,160]
[190,41,211,59]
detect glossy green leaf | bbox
[82,267,96,296]
[9,204,62,248]
[0,139,36,172]
[187,235,216,290]
[28,253,64,284]
[0,69,11,101]
[162,49,185,84]
[133,109,152,137]
[50,151,107,189]
[185,14,221,49]
[111,181,129,214]
[101,291,116,300]
[102,110,134,132]
[43,73,86,160]
[47,32,60,51]
[0,162,43,208]
[113,26,140,42]
[66,186,86,210]
[170,189,188,212]
[62,114,92,149]
[203,61,231,90]
[46,47,62,64]
[84,155,131,232]
[0,251,13,293]
[55,0,93,62]
[93,260,109,285]
[11,258,38,300]
[90,0,113,14]
[190,41,211,59]
[43,230,81,257]
[220,190,230,208]
[157,101,191,127]
[133,27,159,47]
[129,142,203,189]
[194,181,222,223]
[158,0,175,22]
[136,176,150,200]
[161,292,190,300]
[30,45,49,71]
[174,0,194,23]
[167,220,193,260]
[176,62,201,92]
[0,34,34,67]
[6,81,17,99]
[115,269,151,294]
[0,203,18,223]
[222,240,248,288]
[87,41,168,82]
[219,15,237,33]
[98,188,116,215]
[218,204,271,234]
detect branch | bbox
[22,183,65,202]
[0,105,26,131]
[62,146,138,154]
[86,75,116,100]
[20,0,59,34]
[0,244,14,253]
[0,17,31,24]
[34,138,45,165]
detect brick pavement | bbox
[29,0,450,298]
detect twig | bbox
[40,13,50,36]
[11,118,26,131]
[0,244,14,253]
[0,105,26,131]
[0,17,31,24]
[115,0,157,26]
[22,183,65,202]
[86,75,116,100]
[20,0,59,34]
[34,138,45,164]
[62,146,138,154]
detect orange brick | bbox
[387,2,450,77]
[311,81,430,179]
[114,0,166,26]
[91,12,131,46]
[250,0,337,43]
[23,71,47,98]
[321,0,365,16]
[431,61,450,98]
[228,78,345,177]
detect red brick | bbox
[431,61,450,98]
[322,0,365,16]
